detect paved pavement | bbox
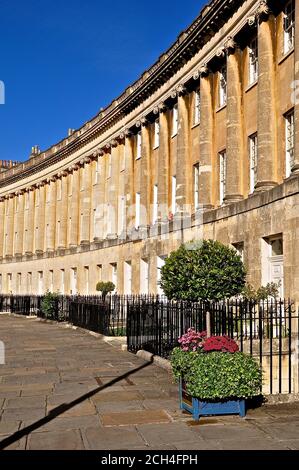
[0,314,299,450]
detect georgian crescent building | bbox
[0,0,299,301]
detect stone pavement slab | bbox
[27,429,85,450]
[1,314,299,450]
[100,409,171,427]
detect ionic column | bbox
[106,143,119,238]
[57,173,68,249]
[176,88,191,213]
[140,120,151,227]
[45,178,56,252]
[93,151,106,241]
[80,159,92,245]
[157,104,169,220]
[199,68,214,209]
[224,39,244,203]
[15,191,25,256]
[293,0,299,173]
[124,132,134,233]
[35,183,45,254]
[5,196,14,258]
[24,189,34,255]
[69,166,80,248]
[0,197,4,259]
[256,6,277,190]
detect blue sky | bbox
[0,0,206,163]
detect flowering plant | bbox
[171,329,262,400]
[178,328,206,352]
[203,335,239,353]
[177,329,239,354]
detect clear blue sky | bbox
[0,0,206,163]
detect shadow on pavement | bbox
[0,357,153,450]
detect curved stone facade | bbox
[1,0,299,301]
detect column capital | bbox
[177,84,187,96]
[256,0,271,20]
[124,128,132,137]
[224,36,238,54]
[216,46,226,58]
[153,102,167,114]
[141,116,149,127]
[247,15,257,27]
[110,140,118,149]
[199,64,209,77]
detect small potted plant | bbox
[171,328,262,421]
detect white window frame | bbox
[172,104,178,137]
[84,266,89,294]
[249,133,258,194]
[154,119,160,149]
[193,163,200,210]
[284,0,295,54]
[153,185,158,224]
[70,268,77,295]
[136,131,142,160]
[219,150,227,205]
[219,66,227,107]
[110,263,117,291]
[194,89,201,125]
[49,270,54,292]
[233,242,244,263]
[60,269,65,295]
[124,261,132,295]
[140,258,149,294]
[135,192,141,229]
[249,36,258,85]
[285,110,295,178]
[171,176,177,215]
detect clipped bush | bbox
[160,240,246,301]
[171,347,262,400]
[96,281,115,298]
[40,291,60,320]
[242,281,281,301]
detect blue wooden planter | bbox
[179,380,246,421]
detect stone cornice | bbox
[0,0,244,190]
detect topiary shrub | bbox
[96,281,115,299]
[242,281,281,301]
[160,240,246,301]
[171,347,262,400]
[40,292,60,320]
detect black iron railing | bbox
[0,294,128,336]
[126,297,298,395]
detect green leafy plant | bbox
[160,240,246,301]
[40,292,60,320]
[96,281,115,299]
[242,281,281,301]
[171,347,262,400]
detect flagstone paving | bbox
[0,314,299,450]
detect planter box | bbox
[180,380,246,421]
